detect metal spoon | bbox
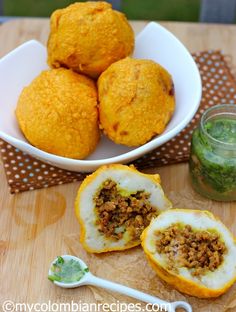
[48,255,192,312]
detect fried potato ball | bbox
[16,68,99,159]
[141,209,236,298]
[47,1,134,79]
[75,164,172,253]
[98,57,175,146]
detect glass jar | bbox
[189,104,236,201]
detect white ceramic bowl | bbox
[0,22,201,172]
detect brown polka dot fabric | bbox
[1,51,235,194]
[0,141,87,193]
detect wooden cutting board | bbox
[0,19,236,308]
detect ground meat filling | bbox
[155,224,227,277]
[94,179,158,240]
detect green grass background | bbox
[4,0,200,21]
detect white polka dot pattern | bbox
[0,140,87,193]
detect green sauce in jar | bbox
[205,118,236,144]
[189,104,236,201]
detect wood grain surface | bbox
[0,19,236,308]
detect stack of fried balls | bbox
[16,1,175,159]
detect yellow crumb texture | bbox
[47,1,134,78]
[16,68,100,159]
[98,57,175,146]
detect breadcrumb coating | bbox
[98,57,175,146]
[47,1,134,79]
[16,68,99,159]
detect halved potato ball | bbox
[16,68,99,159]
[47,1,134,78]
[75,164,172,253]
[98,57,175,146]
[141,209,236,298]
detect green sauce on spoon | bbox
[48,256,89,283]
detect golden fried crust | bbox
[98,57,175,146]
[16,68,100,159]
[47,1,134,79]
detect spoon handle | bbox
[86,274,192,312]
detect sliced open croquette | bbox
[75,164,172,253]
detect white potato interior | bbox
[78,168,172,251]
[143,209,236,289]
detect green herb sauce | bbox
[48,256,89,283]
[204,118,236,144]
[189,117,236,201]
